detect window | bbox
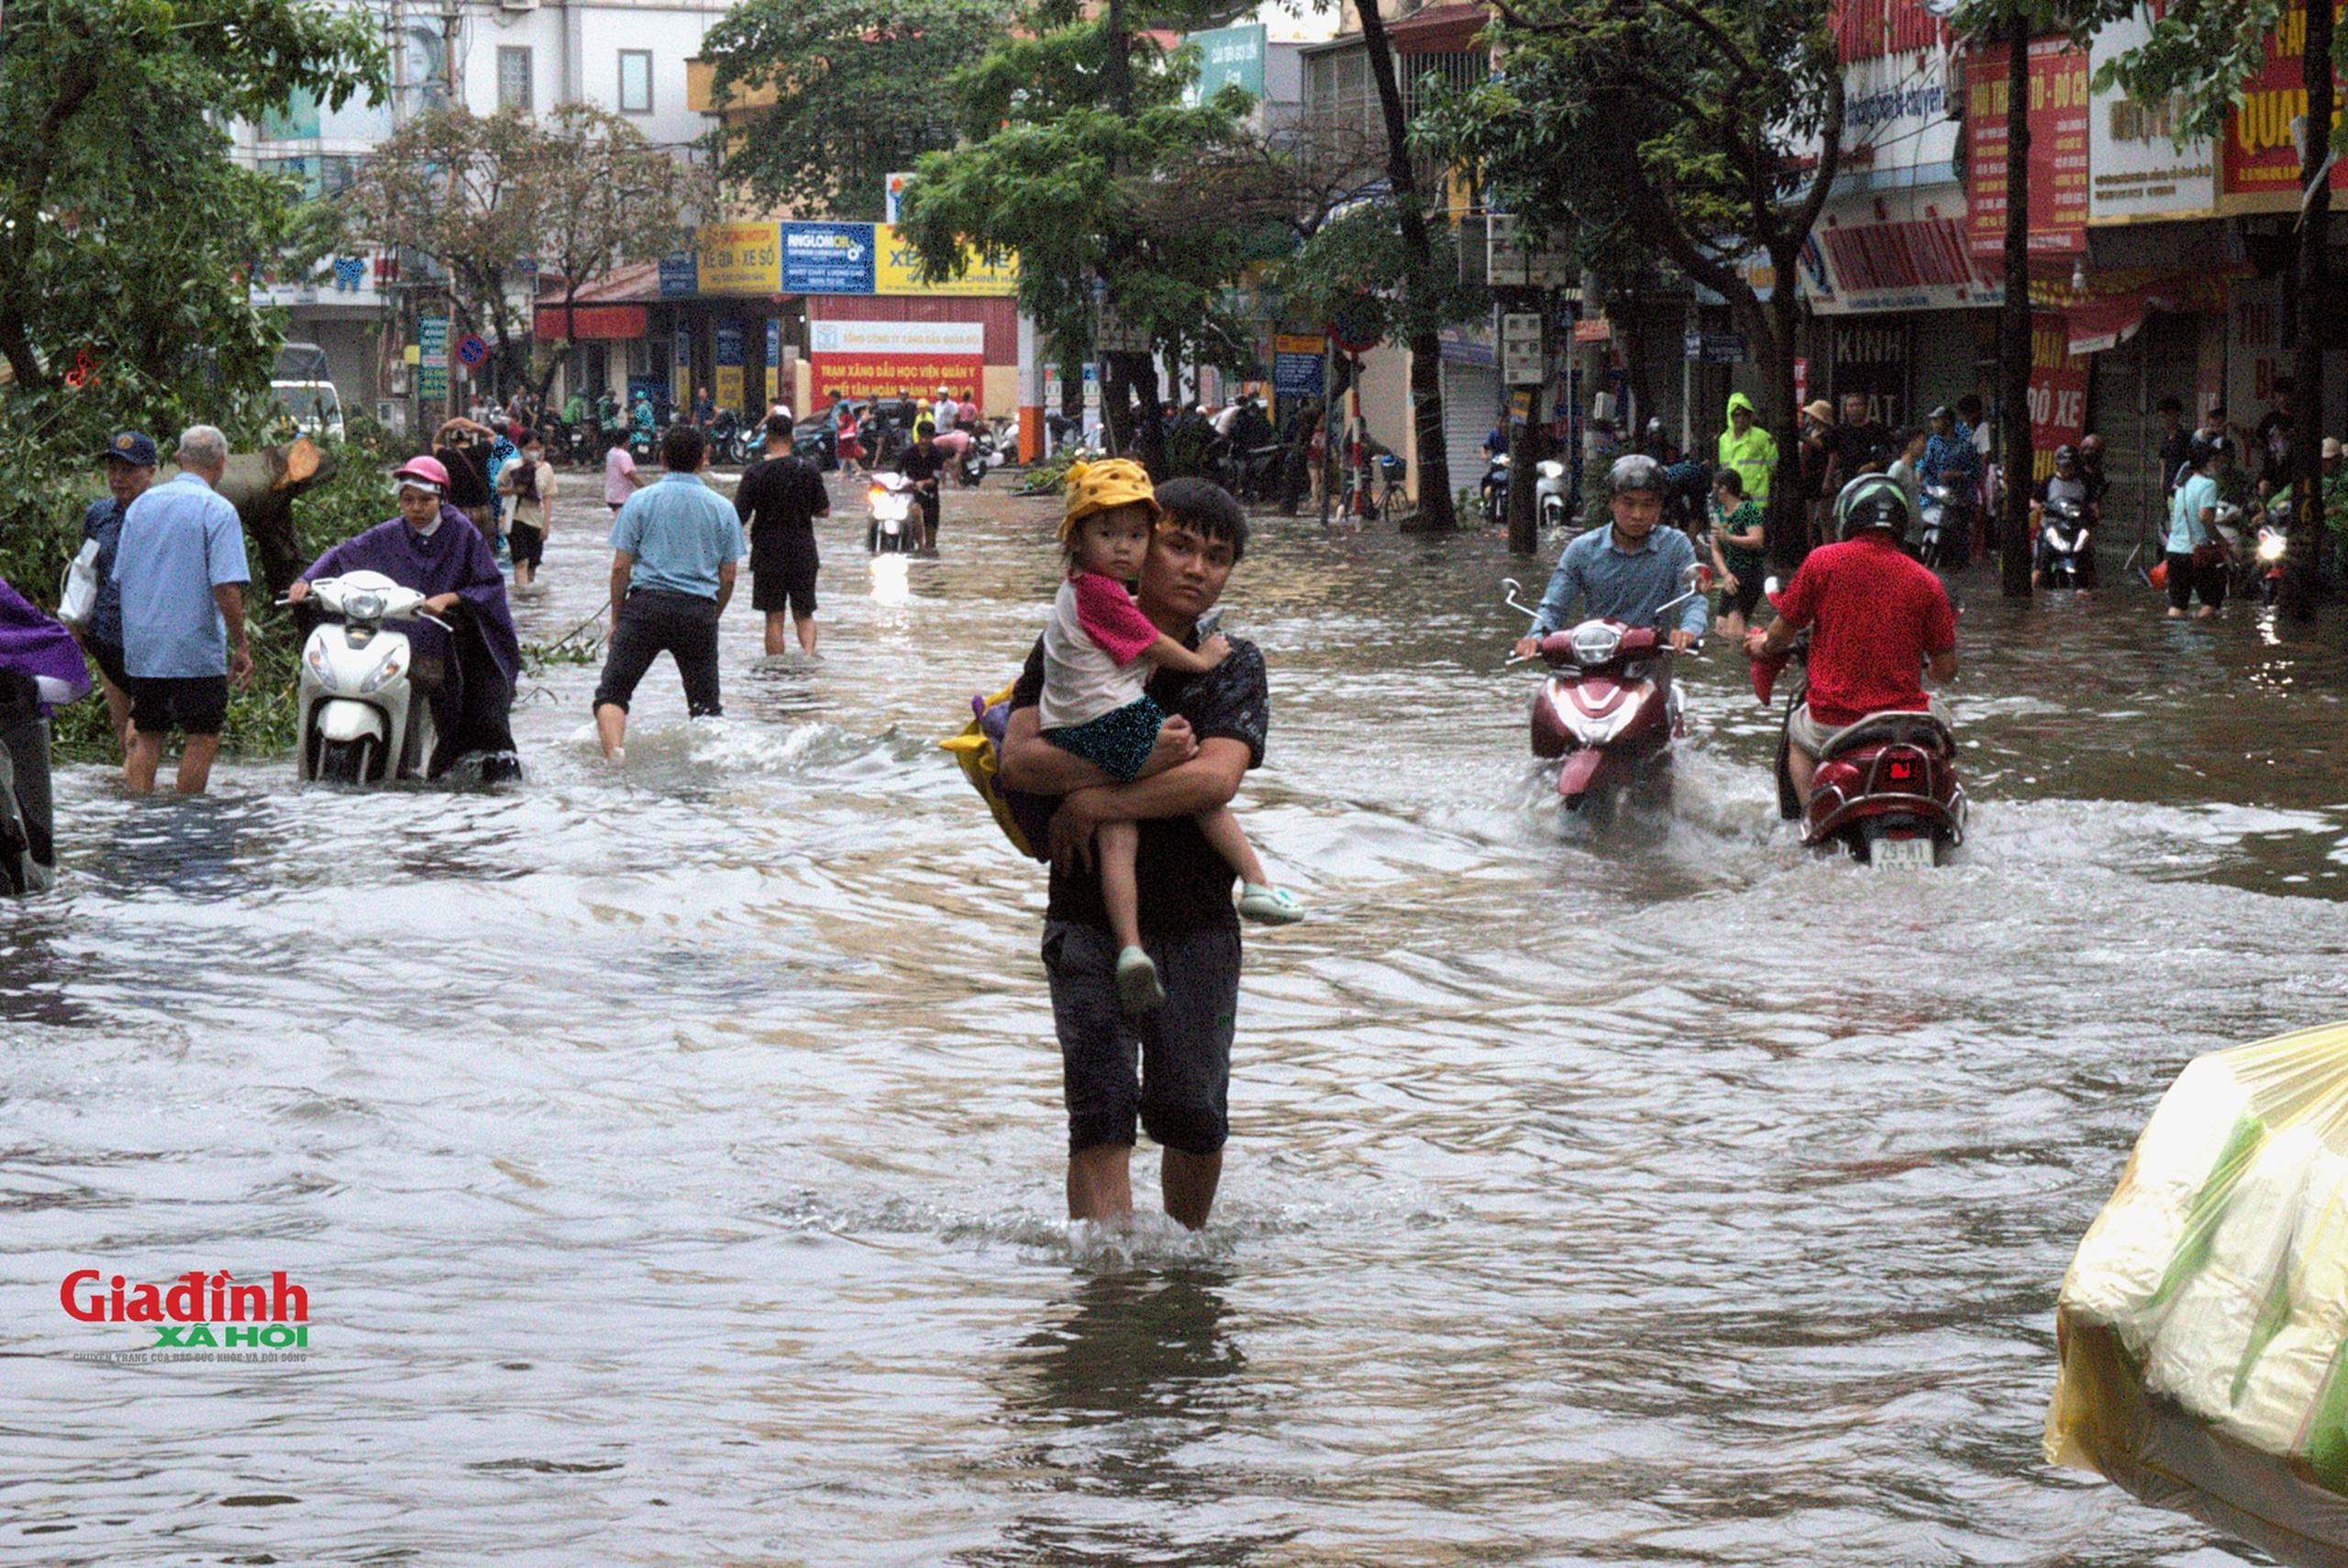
[498,47,533,112]
[618,50,653,115]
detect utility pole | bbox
[441,0,463,428]
[1996,17,2032,600]
[2284,3,2334,622]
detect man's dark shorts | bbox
[751,547,818,619]
[87,637,129,694]
[129,675,228,736]
[1044,920,1240,1157]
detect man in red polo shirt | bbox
[1745,473,1957,803]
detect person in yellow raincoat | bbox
[1717,391,1780,511]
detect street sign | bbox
[1272,334,1325,399]
[1501,312,1545,386]
[1682,330,1749,364]
[1487,215,1576,291]
[455,333,489,368]
[1092,295,1152,355]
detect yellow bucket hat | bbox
[1058,458,1161,541]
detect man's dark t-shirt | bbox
[1010,633,1268,934]
[895,441,946,486]
[735,455,829,570]
[2160,427,2195,495]
[1830,421,1889,480]
[436,445,492,508]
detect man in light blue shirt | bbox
[593,425,744,763]
[110,425,250,794]
[1515,455,1709,654]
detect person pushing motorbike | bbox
[1744,474,1957,807]
[1513,455,1709,658]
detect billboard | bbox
[1966,36,2089,257]
[781,222,877,295]
[1182,23,1267,108]
[714,319,746,412]
[697,223,781,295]
[2028,311,2089,485]
[807,318,986,401]
[2088,12,2219,224]
[2220,3,2348,211]
[877,226,1017,296]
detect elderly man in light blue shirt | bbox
[592,425,744,764]
[110,425,251,795]
[1514,454,1710,655]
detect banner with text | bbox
[2221,3,2348,211]
[2029,311,2089,486]
[1966,36,2089,258]
[877,226,1018,296]
[808,318,985,402]
[698,224,782,295]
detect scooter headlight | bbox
[359,645,405,695]
[305,639,338,693]
[347,590,386,622]
[2258,532,2288,563]
[1568,623,1622,666]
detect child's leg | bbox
[1195,804,1268,888]
[1097,819,1145,951]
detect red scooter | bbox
[1503,569,1706,818]
[1749,629,1966,867]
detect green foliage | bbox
[1275,201,1487,344]
[2057,0,2293,145]
[897,8,1293,366]
[702,0,1019,219]
[0,0,385,400]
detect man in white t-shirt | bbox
[604,440,645,514]
[934,387,958,433]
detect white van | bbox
[270,380,345,442]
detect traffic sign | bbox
[455,333,490,368]
[1501,313,1545,386]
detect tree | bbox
[1421,0,1845,566]
[346,106,703,401]
[1356,0,1461,532]
[898,4,1289,472]
[2088,0,2330,620]
[0,0,383,404]
[700,0,1018,221]
[525,105,708,403]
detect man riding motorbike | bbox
[1744,473,1957,806]
[1513,455,1709,659]
[2031,442,2098,590]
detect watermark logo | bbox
[61,1269,312,1361]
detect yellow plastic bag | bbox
[2048,1020,2348,1566]
[938,681,1043,861]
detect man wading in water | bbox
[999,480,1267,1230]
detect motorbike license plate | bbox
[1871,835,1935,871]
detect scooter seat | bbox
[1818,708,1955,759]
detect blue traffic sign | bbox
[455,333,490,368]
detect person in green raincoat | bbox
[1717,392,1779,510]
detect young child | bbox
[1707,468,1767,641]
[1042,459,1301,1014]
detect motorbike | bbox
[1480,453,1510,522]
[866,471,922,554]
[1501,566,1706,819]
[2038,495,2096,589]
[1209,436,1288,503]
[1535,458,1569,529]
[1919,480,1968,569]
[1748,615,1967,868]
[2249,501,2289,606]
[294,571,446,784]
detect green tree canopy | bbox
[0,0,384,407]
[701,0,1020,221]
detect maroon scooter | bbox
[1503,569,1707,818]
[1749,625,1967,868]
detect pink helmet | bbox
[392,455,449,493]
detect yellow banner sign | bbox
[698,223,782,295]
[877,226,1018,297]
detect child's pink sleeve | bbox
[1069,572,1162,666]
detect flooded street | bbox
[6,472,2348,1565]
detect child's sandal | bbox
[1237,883,1303,924]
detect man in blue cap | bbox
[72,431,159,754]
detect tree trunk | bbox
[1999,21,2034,600]
[1505,302,1545,556]
[1765,279,1808,569]
[1357,0,1457,532]
[2286,0,2333,622]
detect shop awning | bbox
[2064,291,2150,357]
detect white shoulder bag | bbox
[57,538,102,629]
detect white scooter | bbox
[1535,458,1570,528]
[295,571,443,783]
[867,470,921,554]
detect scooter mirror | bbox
[1764,576,1781,596]
[1501,578,1522,596]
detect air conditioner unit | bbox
[498,0,537,12]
